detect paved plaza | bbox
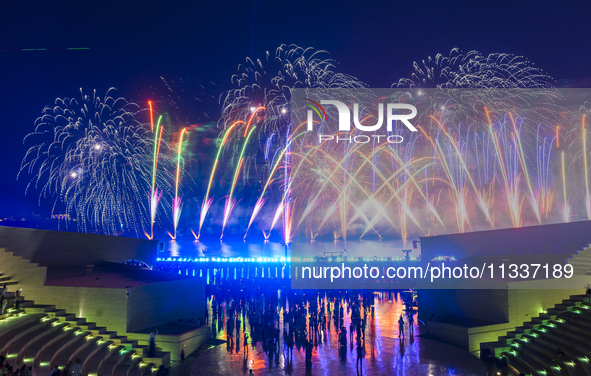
[191,293,486,375]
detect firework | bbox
[396,48,553,89]
[222,44,366,137]
[220,126,257,239]
[168,128,187,240]
[196,120,242,239]
[20,88,174,236]
[148,116,165,239]
[221,45,367,243]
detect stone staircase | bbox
[567,246,591,276]
[0,274,168,376]
[481,294,591,376]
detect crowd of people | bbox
[0,267,418,376]
[0,357,32,376]
[207,276,418,372]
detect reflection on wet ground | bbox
[191,293,485,375]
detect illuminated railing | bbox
[156,256,419,263]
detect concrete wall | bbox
[420,220,591,262]
[126,326,211,362]
[127,276,206,333]
[419,289,509,324]
[0,248,46,288]
[30,286,129,333]
[0,248,129,333]
[0,247,207,347]
[421,287,584,353]
[422,321,470,350]
[0,225,156,267]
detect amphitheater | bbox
[0,226,208,376]
[3,222,591,375]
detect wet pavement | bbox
[191,293,486,375]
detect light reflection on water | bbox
[157,237,420,260]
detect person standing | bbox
[20,364,30,376]
[61,361,71,376]
[305,340,313,369]
[70,359,82,376]
[243,332,249,354]
[49,364,61,376]
[149,329,158,357]
[356,338,364,368]
[398,315,405,339]
[0,291,6,315]
[14,289,21,311]
[360,317,366,339]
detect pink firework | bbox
[264,201,284,239]
[220,197,238,239]
[244,197,266,238]
[196,197,214,239]
[168,196,183,240]
[147,187,162,239]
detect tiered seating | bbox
[0,282,167,375]
[0,275,29,321]
[482,294,591,376]
[567,246,591,275]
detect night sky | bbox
[1,0,591,217]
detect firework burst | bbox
[20,88,175,236]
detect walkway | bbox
[191,293,486,375]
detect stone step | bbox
[520,343,571,375]
[554,304,576,311]
[106,349,137,376]
[0,293,173,375]
[568,259,591,267]
[94,345,125,376]
[0,318,52,353]
[133,344,149,356]
[65,337,105,368]
[3,321,64,364]
[140,362,156,376]
[548,307,566,315]
[111,350,140,376]
[570,295,589,302]
[24,305,57,314]
[54,312,77,321]
[79,341,117,375]
[0,281,19,286]
[0,309,26,321]
[533,336,591,376]
[50,332,96,368]
[532,316,552,325]
[141,352,170,367]
[89,326,108,335]
[18,324,73,366]
[44,309,67,318]
[546,325,591,348]
[542,330,591,356]
[561,321,591,338]
[64,317,88,326]
[126,360,145,376]
[33,329,87,376]
[504,351,547,376]
[0,317,39,341]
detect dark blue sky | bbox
[1,0,590,216]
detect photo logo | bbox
[305,98,418,144]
